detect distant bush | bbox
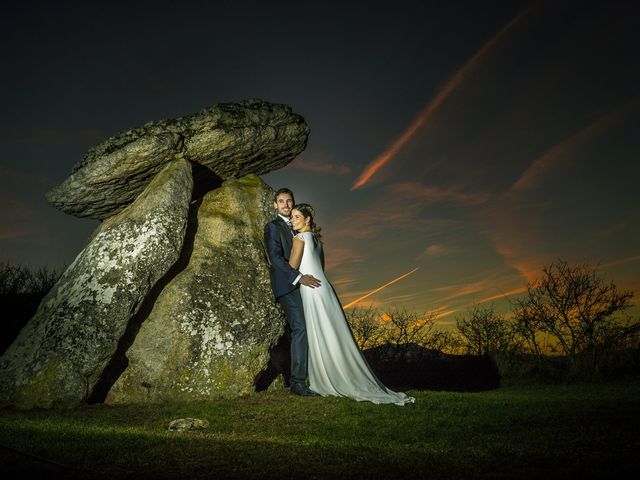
[0,261,61,296]
[0,261,63,354]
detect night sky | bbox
[2,0,639,325]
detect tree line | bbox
[345,259,639,379]
[1,258,638,379]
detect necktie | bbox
[286,221,295,236]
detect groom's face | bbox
[274,193,294,218]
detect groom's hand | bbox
[299,274,321,288]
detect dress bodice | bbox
[296,232,324,278]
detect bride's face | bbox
[291,209,310,231]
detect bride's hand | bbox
[300,274,321,288]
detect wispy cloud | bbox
[477,286,528,304]
[601,255,640,269]
[0,227,34,240]
[288,153,351,176]
[323,246,364,273]
[509,99,640,193]
[422,244,448,257]
[327,181,467,244]
[391,182,490,206]
[351,6,534,190]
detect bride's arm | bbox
[289,237,305,270]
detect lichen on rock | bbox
[106,174,286,403]
[0,158,193,409]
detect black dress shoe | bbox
[290,383,319,397]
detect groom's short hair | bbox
[274,187,294,203]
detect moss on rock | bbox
[106,174,285,404]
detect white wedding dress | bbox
[296,232,415,406]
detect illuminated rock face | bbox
[46,99,309,220]
[0,100,305,409]
[0,159,192,409]
[106,175,285,404]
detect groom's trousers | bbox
[277,288,308,386]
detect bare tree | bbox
[0,261,61,296]
[345,306,385,350]
[510,305,545,357]
[511,259,636,360]
[347,305,461,356]
[455,303,516,355]
[377,307,449,360]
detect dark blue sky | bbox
[2,0,639,322]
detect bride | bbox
[288,203,415,406]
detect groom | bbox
[264,188,321,396]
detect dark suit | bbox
[264,216,308,386]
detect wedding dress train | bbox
[296,232,415,406]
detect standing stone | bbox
[106,174,285,403]
[0,158,193,409]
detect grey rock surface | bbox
[168,418,210,431]
[105,174,286,404]
[46,99,309,219]
[0,159,192,409]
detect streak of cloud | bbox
[288,157,351,176]
[391,182,490,206]
[477,286,528,304]
[509,98,640,193]
[343,267,419,309]
[323,246,364,272]
[351,6,534,190]
[327,182,465,244]
[601,255,640,269]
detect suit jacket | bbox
[264,216,301,299]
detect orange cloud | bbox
[351,6,534,190]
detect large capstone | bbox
[105,174,286,403]
[46,99,309,219]
[0,158,193,409]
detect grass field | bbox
[1,378,639,479]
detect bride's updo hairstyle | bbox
[294,203,322,242]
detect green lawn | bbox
[1,379,639,479]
